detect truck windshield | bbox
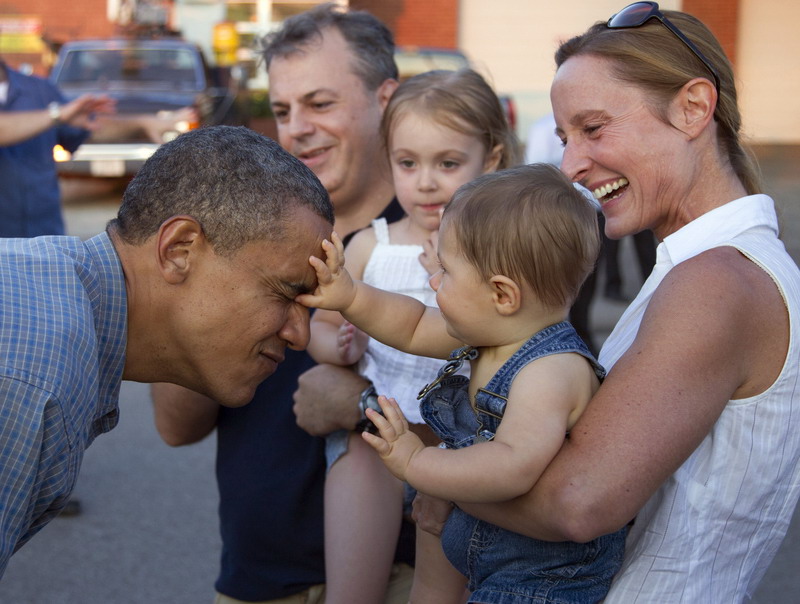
[56,48,201,90]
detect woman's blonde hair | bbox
[380,69,521,169]
[443,164,600,309]
[555,10,761,194]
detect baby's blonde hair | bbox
[380,69,520,169]
[443,164,600,309]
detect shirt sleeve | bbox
[54,85,90,153]
[0,376,77,576]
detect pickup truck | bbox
[49,38,233,177]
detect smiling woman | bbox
[452,4,800,603]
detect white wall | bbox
[459,0,797,144]
[737,0,800,143]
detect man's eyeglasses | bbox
[606,1,721,96]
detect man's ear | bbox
[376,78,399,111]
[483,144,504,174]
[670,77,716,140]
[489,275,521,315]
[156,216,205,285]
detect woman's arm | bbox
[459,248,789,541]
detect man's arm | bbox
[88,107,199,144]
[292,363,368,436]
[0,94,114,146]
[151,383,219,446]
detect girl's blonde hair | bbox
[380,69,521,169]
[443,164,600,309]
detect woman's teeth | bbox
[593,178,629,201]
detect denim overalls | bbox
[419,321,626,603]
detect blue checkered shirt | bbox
[0,232,126,574]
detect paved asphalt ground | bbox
[1,147,799,602]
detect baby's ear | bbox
[489,275,521,315]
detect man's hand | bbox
[296,232,357,312]
[337,321,369,366]
[292,364,367,435]
[59,94,116,130]
[140,107,199,143]
[361,395,425,482]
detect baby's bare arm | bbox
[297,233,460,359]
[369,354,593,503]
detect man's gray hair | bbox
[261,2,397,91]
[111,126,333,254]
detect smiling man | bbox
[266,8,397,237]
[0,125,332,574]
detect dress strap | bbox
[371,217,390,245]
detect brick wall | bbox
[393,0,458,47]
[1,0,115,74]
[681,0,739,66]
[352,0,459,48]
[351,0,402,35]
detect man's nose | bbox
[287,108,314,139]
[281,303,311,351]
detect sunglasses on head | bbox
[607,1,721,96]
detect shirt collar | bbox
[83,232,128,411]
[659,194,778,266]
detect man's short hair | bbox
[444,164,600,309]
[260,2,397,91]
[110,126,334,254]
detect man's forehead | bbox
[268,30,358,81]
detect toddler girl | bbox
[300,164,627,603]
[306,69,519,603]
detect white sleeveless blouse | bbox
[602,195,800,602]
[359,218,445,424]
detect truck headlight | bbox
[53,145,72,162]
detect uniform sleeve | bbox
[53,85,90,153]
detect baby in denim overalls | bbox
[298,164,627,603]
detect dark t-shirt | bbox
[215,199,408,601]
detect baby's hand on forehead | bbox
[295,232,357,312]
